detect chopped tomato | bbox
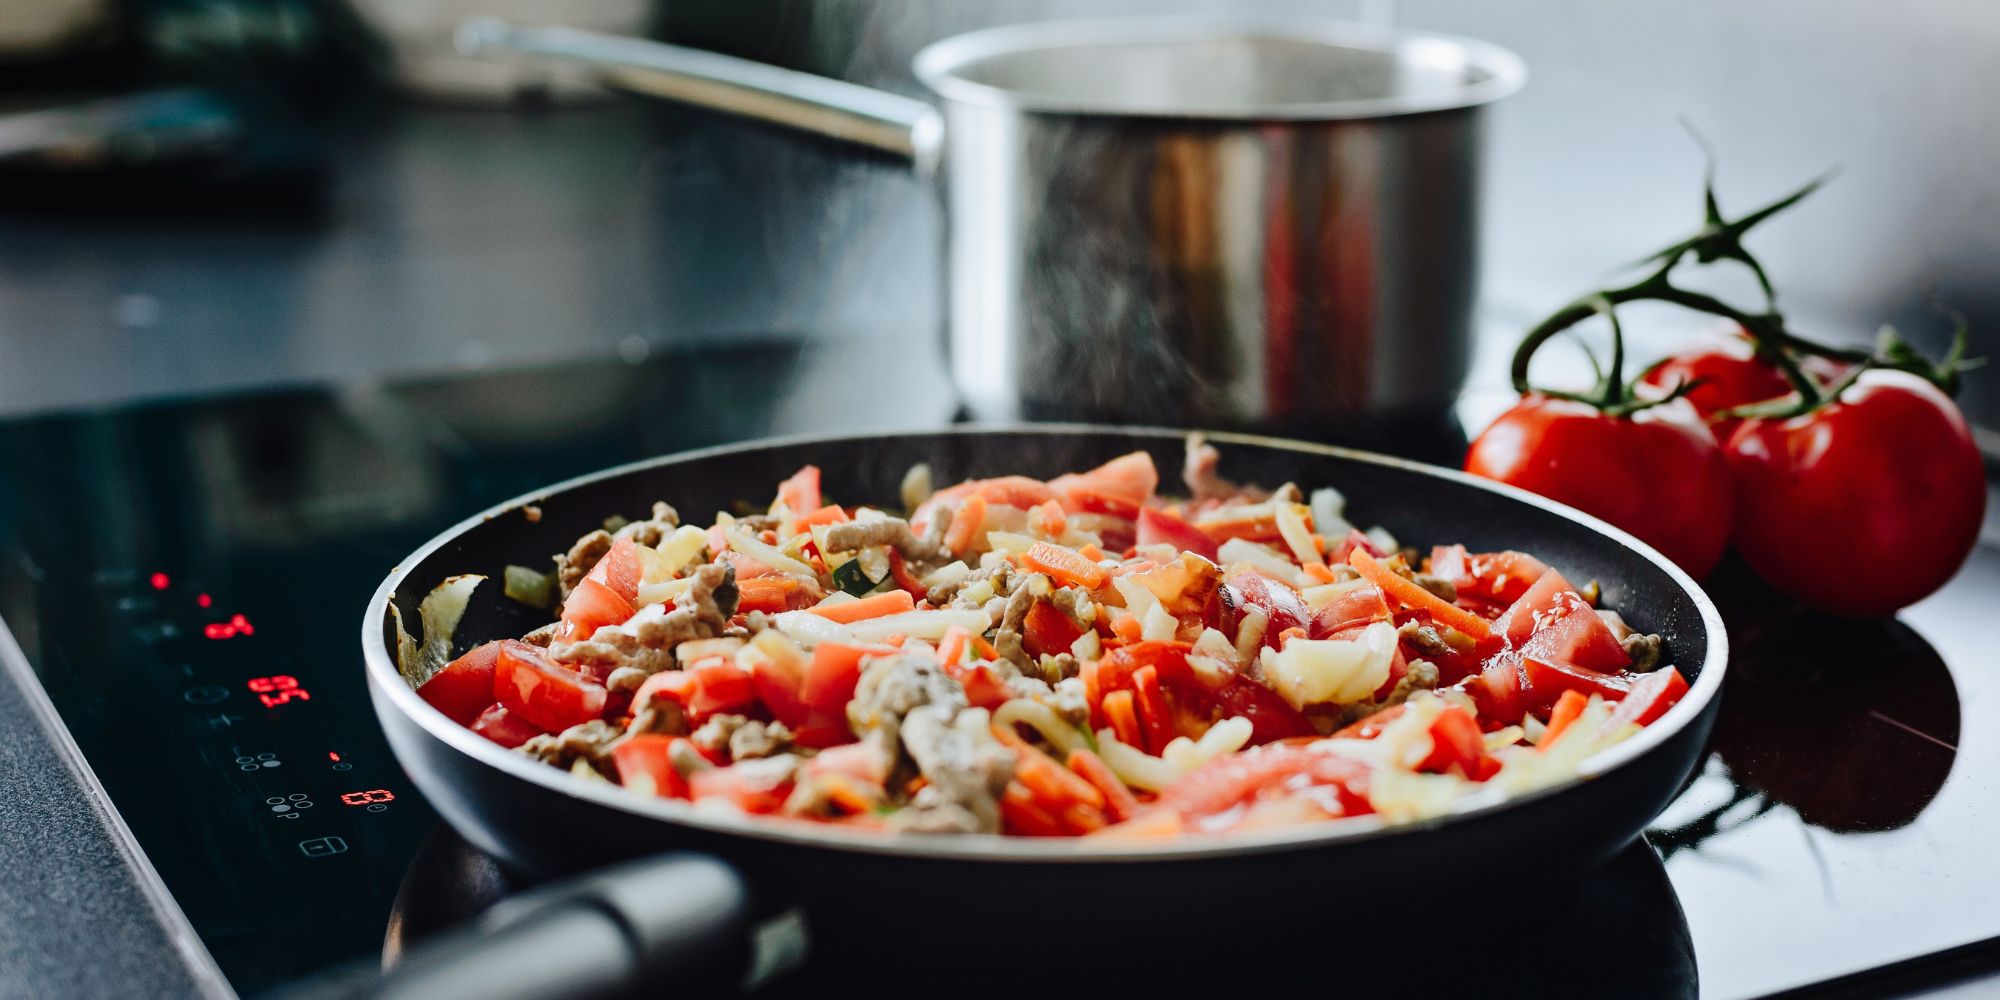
[1520,656,1632,713]
[804,642,884,719]
[1606,667,1689,729]
[689,762,793,814]
[559,577,635,641]
[1541,689,1590,748]
[1307,584,1393,639]
[1468,653,1531,726]
[636,661,757,725]
[748,651,812,729]
[1326,528,1387,565]
[418,640,503,724]
[1160,743,1372,822]
[1334,704,1406,740]
[1350,548,1493,641]
[1419,706,1487,777]
[943,659,1012,711]
[610,734,691,798]
[1496,569,1629,672]
[469,703,545,748]
[1427,545,1550,607]
[776,464,822,515]
[494,640,607,732]
[1130,666,1174,754]
[1048,451,1159,512]
[583,537,643,604]
[1022,601,1086,658]
[1208,675,1317,745]
[1066,749,1141,823]
[1136,507,1219,561]
[887,548,928,598]
[809,742,892,785]
[793,504,849,532]
[1218,571,1309,650]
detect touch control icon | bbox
[297,836,347,858]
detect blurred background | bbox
[0,0,1992,436]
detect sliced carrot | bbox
[808,589,914,624]
[1067,748,1141,822]
[1541,689,1590,749]
[1031,498,1067,538]
[936,625,973,667]
[1110,613,1143,644]
[1276,625,1308,646]
[971,633,1000,660]
[944,493,987,556]
[1058,802,1109,834]
[1078,543,1106,562]
[1103,690,1143,748]
[734,576,803,614]
[1303,561,1338,585]
[1001,783,1068,837]
[1130,666,1173,755]
[1350,548,1493,640]
[1080,657,1104,720]
[1022,541,1109,590]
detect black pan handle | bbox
[273,853,756,1000]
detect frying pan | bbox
[354,427,1724,997]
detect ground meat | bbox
[605,666,649,693]
[927,562,1014,608]
[628,696,688,737]
[820,517,942,562]
[522,505,543,523]
[1412,573,1458,603]
[553,529,612,602]
[549,563,738,674]
[1622,632,1665,673]
[691,714,795,761]
[613,502,681,547]
[519,720,625,776]
[1338,660,1442,724]
[520,622,560,648]
[986,581,1042,672]
[1037,652,1081,683]
[847,654,1015,834]
[1046,586,1096,628]
[1398,621,1460,662]
[692,713,747,753]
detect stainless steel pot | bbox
[459,16,1524,429]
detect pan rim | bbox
[911,15,1528,122]
[363,424,1725,864]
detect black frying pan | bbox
[352,427,1726,998]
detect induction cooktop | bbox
[1,339,1994,998]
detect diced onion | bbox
[985,531,1037,556]
[770,610,854,647]
[1300,577,1369,612]
[1094,730,1184,792]
[993,699,1089,757]
[1260,622,1397,709]
[725,526,817,578]
[1276,502,1324,569]
[1217,538,1306,587]
[1309,487,1354,540]
[634,576,694,608]
[845,609,991,643]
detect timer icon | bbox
[266,793,313,819]
[235,753,280,772]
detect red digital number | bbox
[248,675,309,708]
[340,789,395,806]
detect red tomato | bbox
[1160,743,1372,821]
[804,642,881,719]
[943,660,1013,711]
[1208,675,1317,745]
[1494,569,1629,672]
[1426,545,1550,607]
[494,641,607,732]
[610,734,691,798]
[1047,451,1159,511]
[1307,584,1393,639]
[1520,656,1632,713]
[689,761,793,814]
[635,661,757,725]
[1217,571,1309,650]
[1606,667,1690,728]
[418,640,503,724]
[1468,654,1530,726]
[1465,396,1735,578]
[1136,506,1220,561]
[748,653,812,729]
[560,577,636,641]
[1639,340,1795,438]
[1418,706,1488,777]
[1723,371,1986,616]
[469,703,545,748]
[1092,641,1312,746]
[1325,528,1386,566]
[776,465,822,515]
[1021,601,1086,658]
[583,537,643,604]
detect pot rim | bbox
[912,15,1526,121]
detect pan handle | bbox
[457,18,942,171]
[272,853,777,1000]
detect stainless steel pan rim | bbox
[911,15,1528,120]
[363,424,1724,865]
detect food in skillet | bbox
[400,438,1689,837]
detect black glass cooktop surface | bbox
[0,339,1994,998]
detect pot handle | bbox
[457,18,942,170]
[272,853,784,1000]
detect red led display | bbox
[339,789,395,806]
[204,613,255,640]
[247,674,310,708]
[197,593,212,608]
[149,572,170,590]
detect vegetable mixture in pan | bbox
[400,438,1689,838]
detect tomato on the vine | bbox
[1464,395,1736,578]
[1724,370,1986,617]
[1640,332,1857,441]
